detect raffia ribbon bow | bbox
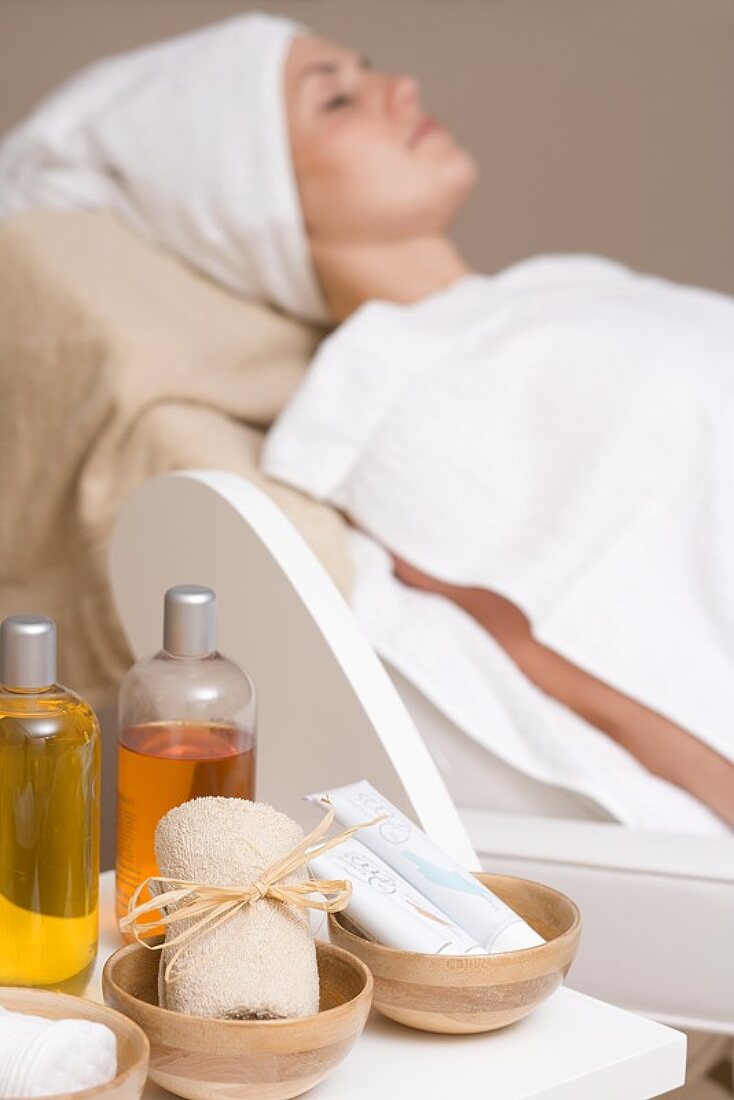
[119,801,386,982]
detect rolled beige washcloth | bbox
[155,797,319,1020]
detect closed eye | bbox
[322,93,355,112]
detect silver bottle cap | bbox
[163,586,217,658]
[0,615,57,689]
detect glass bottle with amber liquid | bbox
[116,586,256,922]
[0,615,100,993]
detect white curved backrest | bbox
[110,470,477,866]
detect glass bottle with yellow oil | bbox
[115,586,257,922]
[0,615,100,993]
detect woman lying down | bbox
[2,14,732,828]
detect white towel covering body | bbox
[262,256,734,799]
[0,14,327,322]
[0,1006,117,1097]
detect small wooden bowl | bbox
[102,941,373,1100]
[329,872,581,1034]
[0,986,149,1099]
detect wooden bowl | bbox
[102,941,373,1100]
[329,872,581,1034]
[0,986,149,1099]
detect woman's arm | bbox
[393,557,734,828]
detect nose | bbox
[388,73,420,116]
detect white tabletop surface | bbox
[93,872,686,1100]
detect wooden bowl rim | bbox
[103,939,373,1031]
[329,871,581,963]
[0,986,150,1100]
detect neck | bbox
[311,235,472,321]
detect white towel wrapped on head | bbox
[0,14,327,323]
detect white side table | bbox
[92,873,686,1100]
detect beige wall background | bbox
[1,0,733,295]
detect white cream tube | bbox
[307,781,544,954]
[309,835,485,956]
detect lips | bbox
[410,115,444,146]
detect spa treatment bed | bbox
[109,468,734,1046]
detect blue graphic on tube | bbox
[402,852,489,899]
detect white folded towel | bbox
[263,257,734,777]
[0,14,326,323]
[0,1006,117,1097]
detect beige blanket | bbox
[0,210,351,708]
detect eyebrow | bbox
[297,56,371,86]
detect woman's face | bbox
[285,36,478,248]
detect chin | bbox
[439,147,479,219]
[454,145,479,190]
